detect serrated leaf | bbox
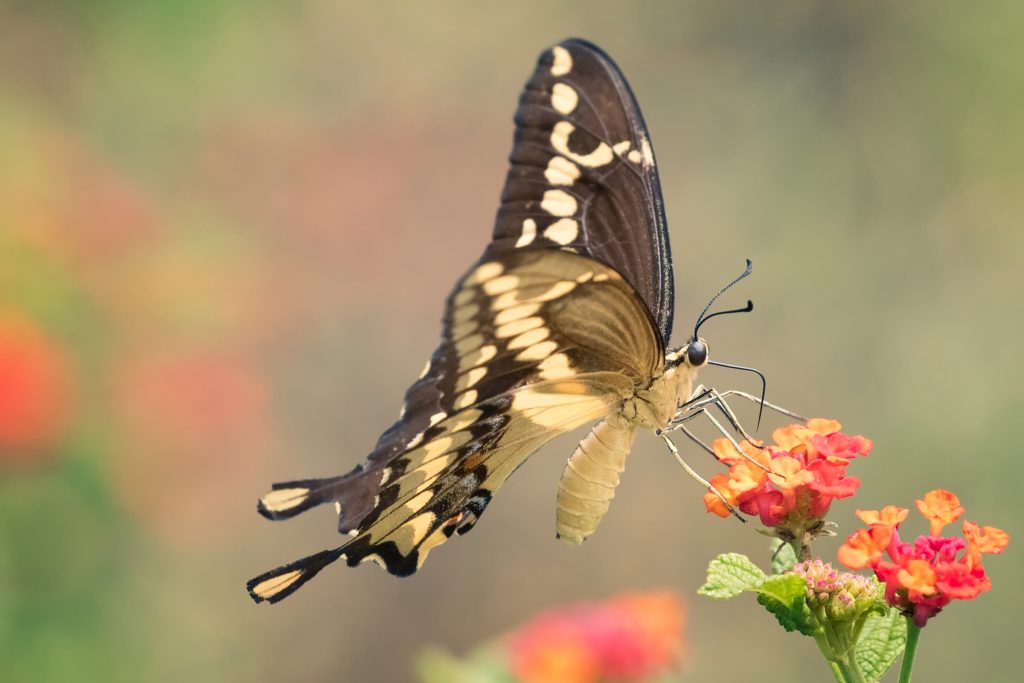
[854,610,906,683]
[698,553,767,599]
[770,538,798,574]
[754,574,817,636]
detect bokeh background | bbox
[1,1,1021,681]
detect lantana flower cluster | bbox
[505,591,684,683]
[704,419,872,540]
[838,489,1009,627]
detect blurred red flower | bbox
[0,314,73,462]
[703,419,871,536]
[110,349,276,545]
[838,489,1009,627]
[505,591,684,683]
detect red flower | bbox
[703,419,868,539]
[506,592,685,683]
[838,489,1009,627]
[0,314,73,462]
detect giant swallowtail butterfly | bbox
[248,39,745,604]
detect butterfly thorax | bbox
[624,360,698,432]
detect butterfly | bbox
[247,38,750,604]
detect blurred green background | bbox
[1,1,1020,681]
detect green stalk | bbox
[897,618,922,683]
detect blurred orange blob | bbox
[0,314,73,462]
[506,591,685,683]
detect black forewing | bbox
[489,38,674,344]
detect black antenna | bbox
[692,259,753,340]
[694,300,753,339]
[708,359,767,428]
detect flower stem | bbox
[897,618,922,683]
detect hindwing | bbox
[248,250,663,602]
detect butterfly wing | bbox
[248,39,673,603]
[491,38,674,343]
[249,251,663,602]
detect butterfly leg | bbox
[679,384,759,444]
[658,430,744,522]
[672,386,756,461]
[713,389,807,422]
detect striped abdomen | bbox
[555,411,637,544]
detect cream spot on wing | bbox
[260,487,310,513]
[453,288,475,306]
[380,468,391,485]
[534,280,577,302]
[508,327,550,350]
[544,156,581,186]
[516,339,559,362]
[551,46,572,76]
[551,82,578,114]
[496,316,544,339]
[613,140,631,155]
[576,271,594,283]
[453,389,478,410]
[541,189,577,217]
[419,359,432,379]
[482,274,520,296]
[335,502,342,514]
[251,570,303,600]
[461,343,496,369]
[511,386,609,428]
[416,525,452,569]
[451,302,479,324]
[593,273,610,282]
[543,218,578,245]
[640,135,654,166]
[429,411,447,426]
[627,149,643,164]
[538,352,573,380]
[405,455,450,491]
[407,431,425,449]
[455,333,484,355]
[445,408,481,433]
[515,218,537,247]
[494,302,541,326]
[457,366,487,390]
[551,121,614,168]
[406,512,436,546]
[404,490,434,513]
[359,553,387,568]
[422,435,453,460]
[469,261,504,284]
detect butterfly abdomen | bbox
[555,412,638,544]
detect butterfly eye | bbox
[686,339,709,367]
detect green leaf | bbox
[415,647,516,683]
[854,610,907,683]
[770,538,798,574]
[754,574,817,636]
[698,553,767,599]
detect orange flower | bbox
[704,419,868,536]
[839,490,1009,627]
[855,506,909,528]
[897,559,938,599]
[962,521,1009,555]
[915,489,965,536]
[711,436,768,466]
[837,524,893,570]
[506,592,685,683]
